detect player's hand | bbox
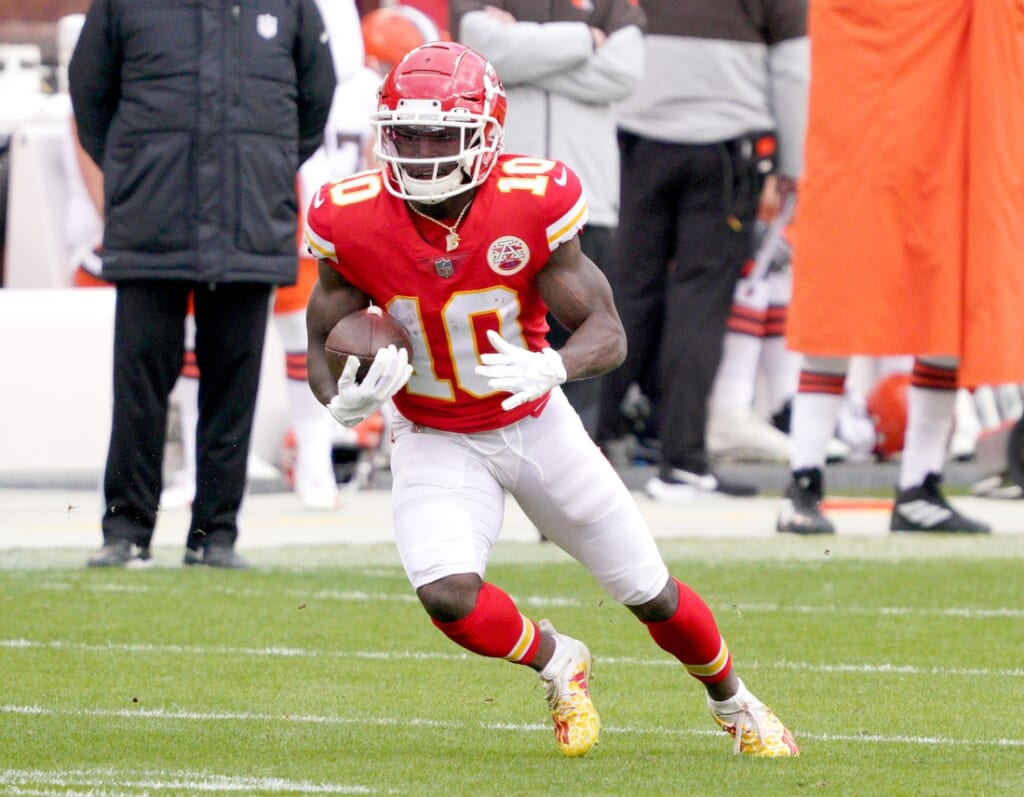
[328,345,412,427]
[475,329,567,411]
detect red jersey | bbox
[305,154,588,432]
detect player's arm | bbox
[305,260,371,405]
[536,236,627,381]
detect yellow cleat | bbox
[538,619,601,757]
[708,682,800,757]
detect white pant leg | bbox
[507,390,669,606]
[390,414,507,589]
[391,390,669,605]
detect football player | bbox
[304,42,798,758]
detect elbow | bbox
[606,329,627,371]
[612,337,627,370]
[596,315,627,372]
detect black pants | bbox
[596,131,765,474]
[546,224,615,438]
[102,281,272,549]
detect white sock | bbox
[291,410,337,497]
[273,308,307,351]
[899,386,956,489]
[539,634,568,680]
[790,392,843,472]
[760,338,800,414]
[710,332,762,414]
[708,678,755,714]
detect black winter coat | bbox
[69,0,337,285]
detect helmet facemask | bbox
[373,98,503,205]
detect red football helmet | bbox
[866,373,910,460]
[372,42,506,204]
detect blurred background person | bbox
[354,0,450,37]
[363,3,445,76]
[71,0,336,568]
[451,0,646,436]
[705,176,798,464]
[595,0,809,501]
[62,114,107,288]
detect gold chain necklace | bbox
[407,198,473,252]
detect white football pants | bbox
[390,388,669,606]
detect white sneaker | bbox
[160,469,195,510]
[708,681,799,757]
[707,408,791,462]
[538,619,600,757]
[645,468,758,503]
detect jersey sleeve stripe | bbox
[304,225,337,262]
[546,195,589,251]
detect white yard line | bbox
[19,579,1024,619]
[2,704,1021,750]
[0,767,380,794]
[3,638,1023,678]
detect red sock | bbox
[432,582,541,664]
[645,578,732,684]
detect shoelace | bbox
[727,699,767,755]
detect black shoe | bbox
[646,466,758,502]
[183,544,249,569]
[890,473,991,533]
[87,540,153,568]
[777,468,835,534]
[771,400,792,434]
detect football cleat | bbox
[538,619,600,757]
[890,472,991,533]
[708,681,799,757]
[777,467,835,535]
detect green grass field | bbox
[2,538,1021,796]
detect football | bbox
[324,306,413,383]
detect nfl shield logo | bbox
[434,258,455,279]
[257,13,278,40]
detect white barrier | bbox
[0,288,289,481]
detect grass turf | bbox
[1,542,1021,796]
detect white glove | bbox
[475,328,567,411]
[328,344,412,427]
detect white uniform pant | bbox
[390,388,669,607]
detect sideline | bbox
[1,486,1021,560]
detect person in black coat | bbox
[70,0,337,568]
